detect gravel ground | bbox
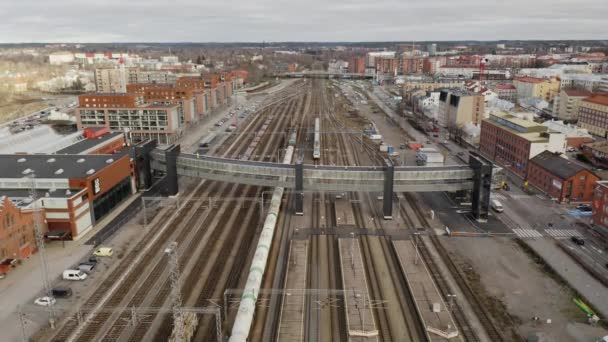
[442,236,608,342]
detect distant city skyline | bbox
[1,0,606,43]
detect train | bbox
[288,128,297,147]
[313,117,321,160]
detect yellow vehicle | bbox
[93,247,114,257]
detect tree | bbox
[70,78,85,91]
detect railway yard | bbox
[27,78,607,342]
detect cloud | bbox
[0,0,606,42]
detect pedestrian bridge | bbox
[138,143,493,220]
[274,72,372,79]
[150,150,475,192]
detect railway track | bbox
[402,193,504,342]
[41,81,307,342]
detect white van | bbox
[491,199,504,213]
[63,269,87,281]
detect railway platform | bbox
[393,239,461,341]
[338,238,379,341]
[276,240,308,342]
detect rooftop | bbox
[495,84,516,90]
[563,89,593,97]
[0,154,127,180]
[55,132,124,155]
[515,76,545,84]
[531,151,590,180]
[582,95,608,106]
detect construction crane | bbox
[29,173,55,328]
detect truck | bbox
[416,147,444,165]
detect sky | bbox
[0,0,606,43]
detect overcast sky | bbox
[1,0,606,43]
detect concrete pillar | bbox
[383,158,394,220]
[295,159,304,215]
[164,144,181,196]
[133,140,157,190]
[469,152,493,222]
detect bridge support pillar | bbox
[133,140,157,190]
[295,159,304,215]
[383,159,394,220]
[469,152,493,222]
[165,144,181,196]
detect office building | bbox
[480,111,566,177]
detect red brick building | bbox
[79,93,144,108]
[348,57,365,74]
[0,197,40,274]
[592,181,608,229]
[0,153,135,240]
[480,112,566,178]
[527,151,599,203]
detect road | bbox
[367,83,608,318]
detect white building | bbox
[560,74,603,91]
[49,52,74,65]
[160,56,179,64]
[436,66,477,78]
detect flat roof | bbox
[56,132,124,155]
[0,154,126,179]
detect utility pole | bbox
[165,242,184,341]
[29,173,55,329]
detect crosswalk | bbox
[510,228,584,239]
[512,229,543,239]
[545,229,583,239]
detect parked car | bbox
[78,262,96,274]
[93,247,113,257]
[34,296,56,307]
[576,204,592,212]
[88,255,98,264]
[571,236,585,245]
[63,269,87,281]
[51,287,72,298]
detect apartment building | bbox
[126,84,209,124]
[94,68,127,93]
[127,69,177,84]
[480,111,566,177]
[513,76,560,102]
[437,90,485,127]
[76,93,181,144]
[493,84,517,102]
[555,89,593,121]
[578,95,608,137]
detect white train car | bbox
[313,117,321,160]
